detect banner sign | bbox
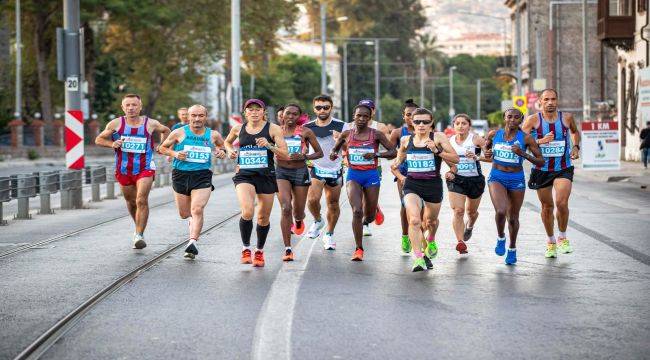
[581,121,620,170]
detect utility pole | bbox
[231,0,241,117]
[420,59,425,107]
[374,39,381,122]
[515,0,522,95]
[343,42,348,121]
[582,0,590,120]
[535,26,542,80]
[449,66,457,122]
[14,0,21,119]
[476,79,481,119]
[320,1,327,94]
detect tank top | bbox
[304,118,345,178]
[237,121,275,175]
[284,127,305,156]
[114,116,155,175]
[492,129,527,168]
[531,112,572,171]
[398,125,412,176]
[172,126,213,171]
[346,128,379,171]
[450,133,482,177]
[405,132,441,180]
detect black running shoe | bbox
[423,255,433,270]
[184,242,198,260]
[463,227,473,242]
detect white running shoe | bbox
[307,220,325,239]
[363,224,372,237]
[132,233,147,249]
[323,233,336,250]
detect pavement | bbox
[0,162,648,359]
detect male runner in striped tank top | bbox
[95,94,170,249]
[522,89,581,258]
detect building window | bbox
[639,0,647,12]
[609,0,634,16]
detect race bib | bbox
[183,145,211,163]
[493,143,520,163]
[239,147,269,169]
[406,152,436,172]
[121,136,147,153]
[348,147,375,166]
[314,166,339,179]
[457,156,478,177]
[539,140,566,158]
[286,138,302,154]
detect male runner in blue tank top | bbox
[159,104,226,259]
[521,89,581,258]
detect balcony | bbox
[597,0,636,50]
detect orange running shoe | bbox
[253,250,265,267]
[351,248,364,261]
[456,241,468,254]
[282,248,294,262]
[291,221,305,236]
[374,205,384,225]
[241,249,252,264]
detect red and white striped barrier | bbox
[65,110,84,169]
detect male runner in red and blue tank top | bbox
[522,89,581,259]
[95,94,170,249]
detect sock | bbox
[242,245,251,251]
[256,224,270,249]
[295,219,302,228]
[363,221,369,226]
[414,250,424,258]
[189,239,197,244]
[498,235,506,241]
[356,246,364,251]
[239,218,253,247]
[548,235,556,244]
[427,234,435,242]
[508,247,516,251]
[285,246,292,251]
[401,234,409,241]
[558,231,567,239]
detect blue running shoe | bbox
[495,238,506,256]
[505,249,517,265]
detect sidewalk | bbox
[573,160,650,187]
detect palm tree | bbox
[412,33,446,76]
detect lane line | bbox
[524,201,650,266]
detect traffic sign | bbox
[513,96,527,114]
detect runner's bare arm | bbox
[389,128,401,147]
[158,129,182,158]
[224,124,242,159]
[473,134,491,162]
[330,130,350,159]
[95,118,121,148]
[565,113,581,159]
[211,131,226,159]
[434,132,460,164]
[303,128,323,161]
[148,119,171,144]
[522,134,545,167]
[264,123,288,159]
[377,122,390,137]
[521,114,537,134]
[376,130,397,159]
[390,137,408,181]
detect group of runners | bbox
[95,88,581,272]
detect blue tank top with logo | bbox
[172,126,213,171]
[492,129,527,168]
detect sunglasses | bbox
[413,120,432,125]
[314,105,331,111]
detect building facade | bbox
[598,0,648,160]
[438,33,509,57]
[505,0,618,121]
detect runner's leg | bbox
[189,187,212,240]
[347,181,364,249]
[537,186,555,239]
[134,176,154,234]
[449,192,467,242]
[277,179,294,247]
[506,190,525,249]
[323,184,342,234]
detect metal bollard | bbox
[12,174,37,219]
[38,171,59,214]
[162,166,171,186]
[0,177,10,225]
[60,170,83,209]
[105,170,116,199]
[71,170,84,208]
[90,166,106,202]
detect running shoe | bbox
[558,238,573,254]
[351,248,364,261]
[184,241,198,260]
[401,235,411,254]
[132,233,147,250]
[424,241,438,259]
[241,248,252,264]
[412,257,426,272]
[323,233,336,250]
[505,249,517,265]
[463,226,473,242]
[307,220,324,239]
[291,221,305,236]
[495,238,506,256]
[363,224,372,237]
[375,205,385,225]
[456,241,468,254]
[282,249,294,262]
[253,250,265,267]
[423,255,433,270]
[545,243,557,258]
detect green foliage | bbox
[27,149,40,160]
[487,110,505,127]
[379,94,404,127]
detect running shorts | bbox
[488,168,526,191]
[172,169,214,196]
[310,167,343,187]
[446,174,486,199]
[528,166,574,190]
[276,166,311,187]
[233,172,278,194]
[346,168,380,189]
[115,169,155,187]
[403,176,443,204]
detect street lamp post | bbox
[449,66,457,122]
[374,39,381,122]
[15,0,22,119]
[320,2,327,94]
[343,42,348,121]
[231,0,241,117]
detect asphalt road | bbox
[1,164,648,359]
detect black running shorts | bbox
[446,174,486,199]
[233,171,278,194]
[403,176,443,204]
[276,166,311,187]
[528,166,574,190]
[172,169,214,196]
